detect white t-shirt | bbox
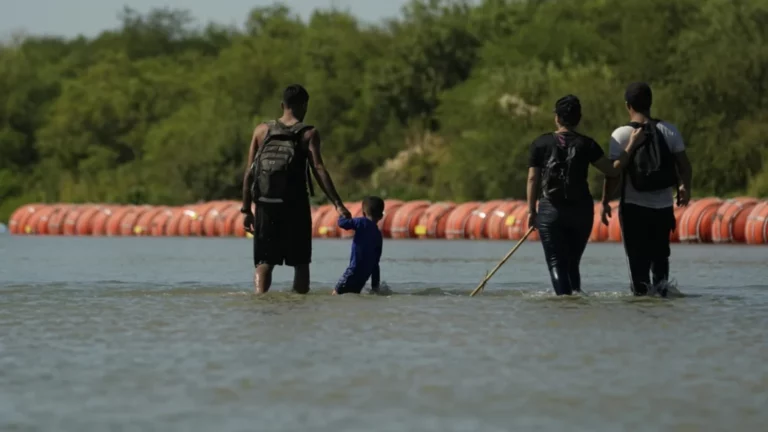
[609,121,685,209]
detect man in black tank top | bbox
[241,85,351,294]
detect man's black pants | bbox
[619,202,676,295]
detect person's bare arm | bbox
[526,167,540,214]
[601,176,620,204]
[674,150,692,206]
[242,124,268,213]
[306,128,348,214]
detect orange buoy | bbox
[9,204,40,235]
[466,200,505,240]
[176,206,200,237]
[75,205,105,236]
[485,201,524,240]
[120,205,153,236]
[47,204,76,235]
[186,202,216,236]
[149,207,175,236]
[23,205,55,235]
[390,201,431,239]
[311,205,334,238]
[414,202,456,239]
[103,206,136,236]
[85,207,112,236]
[711,197,758,244]
[317,205,344,238]
[222,204,245,237]
[63,205,92,236]
[164,208,187,237]
[202,201,236,237]
[669,205,687,243]
[340,202,364,238]
[444,202,481,240]
[132,207,164,236]
[679,198,723,243]
[745,201,768,245]
[379,200,404,238]
[506,205,532,241]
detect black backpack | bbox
[541,133,578,202]
[625,120,678,192]
[250,120,315,204]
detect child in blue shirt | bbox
[334,196,385,295]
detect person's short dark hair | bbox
[625,82,652,113]
[283,84,309,110]
[362,196,385,219]
[554,94,582,128]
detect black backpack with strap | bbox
[624,120,678,192]
[250,120,315,204]
[541,133,578,202]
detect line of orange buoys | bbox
[6,198,768,244]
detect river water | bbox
[1,236,767,431]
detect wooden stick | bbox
[469,226,535,297]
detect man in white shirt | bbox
[601,82,693,296]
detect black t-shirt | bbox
[528,131,604,202]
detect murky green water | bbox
[1,237,767,431]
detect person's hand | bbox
[527,210,537,230]
[336,203,352,219]
[626,127,644,152]
[676,185,690,207]
[600,202,612,226]
[243,211,254,233]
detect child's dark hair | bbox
[362,196,385,219]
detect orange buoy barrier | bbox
[679,198,722,243]
[379,200,404,238]
[414,202,456,239]
[485,201,524,240]
[745,201,768,245]
[340,202,364,238]
[711,197,758,244]
[466,200,505,240]
[6,198,767,243]
[391,201,431,239]
[444,202,481,239]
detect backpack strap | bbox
[279,121,316,198]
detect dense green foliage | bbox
[2,0,768,222]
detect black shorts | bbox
[619,203,675,259]
[253,200,312,267]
